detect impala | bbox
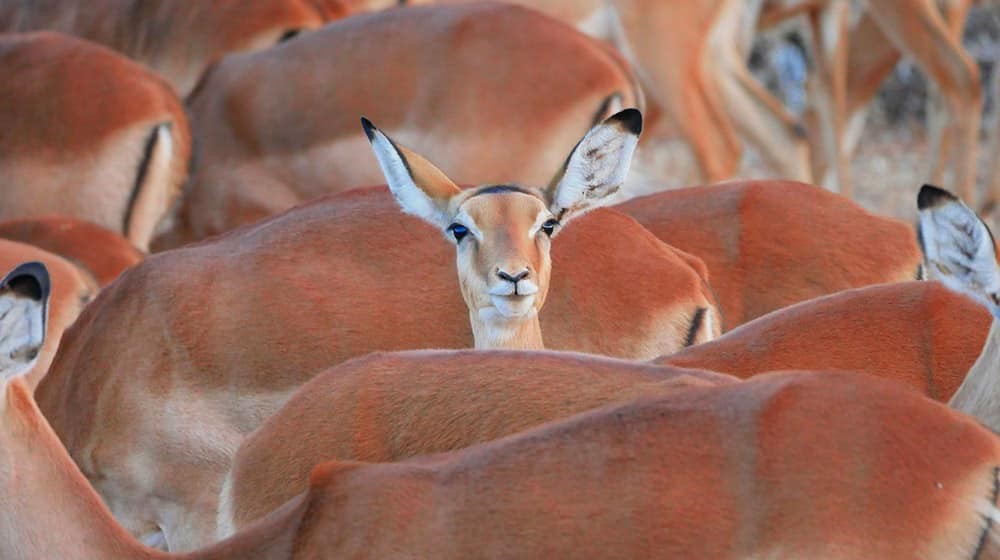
[364,108,642,348]
[35,122,716,549]
[4,264,1000,558]
[915,184,1000,431]
[0,216,144,288]
[0,32,190,252]
[417,0,812,185]
[161,2,642,247]
[0,0,350,97]
[0,240,95,390]
[218,272,989,539]
[663,280,990,400]
[787,0,980,200]
[615,179,923,327]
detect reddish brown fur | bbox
[258,372,1000,559]
[0,32,191,250]
[223,351,729,532]
[223,281,995,533]
[35,185,716,547]
[8,363,1000,558]
[664,281,991,402]
[0,240,95,390]
[162,2,642,247]
[0,0,350,97]
[0,216,143,287]
[616,179,922,328]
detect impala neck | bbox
[470,311,545,350]
[0,378,156,560]
[950,318,1000,431]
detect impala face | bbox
[446,185,558,321]
[362,108,642,348]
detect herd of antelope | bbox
[3,0,1000,558]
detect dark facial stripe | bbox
[683,307,707,348]
[466,184,538,199]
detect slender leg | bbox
[868,0,981,203]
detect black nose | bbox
[497,270,529,283]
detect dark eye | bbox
[278,29,302,43]
[540,218,559,237]
[447,223,469,242]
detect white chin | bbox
[488,295,536,318]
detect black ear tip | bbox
[609,108,642,135]
[3,261,49,302]
[360,117,376,141]
[917,184,958,210]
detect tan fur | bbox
[35,185,716,550]
[0,32,191,251]
[0,0,351,97]
[160,2,643,248]
[0,240,95,390]
[0,216,143,287]
[616,179,922,328]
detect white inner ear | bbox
[368,129,449,226]
[552,123,639,217]
[0,293,45,380]
[919,200,1000,310]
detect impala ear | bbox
[0,261,49,382]
[545,108,642,224]
[362,117,462,228]
[917,184,1000,316]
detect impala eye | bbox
[540,218,559,237]
[447,223,469,242]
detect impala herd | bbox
[2,0,1000,558]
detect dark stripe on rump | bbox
[972,466,1000,560]
[684,307,706,348]
[123,123,167,237]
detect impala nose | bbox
[497,269,529,284]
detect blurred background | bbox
[745,3,1000,221]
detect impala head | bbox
[362,109,642,349]
[917,184,1000,317]
[0,262,48,385]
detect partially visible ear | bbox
[362,117,462,228]
[545,108,642,224]
[0,261,49,381]
[917,184,1000,315]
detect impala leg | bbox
[841,11,903,158]
[869,0,981,203]
[803,0,851,196]
[984,67,1000,215]
[709,0,812,182]
[612,0,742,183]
